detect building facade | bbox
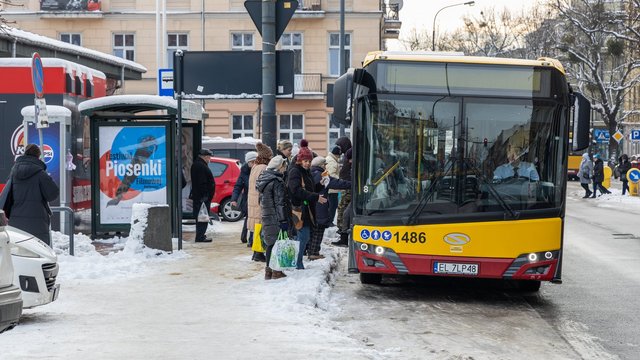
[2,0,401,154]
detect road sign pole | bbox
[262,0,277,152]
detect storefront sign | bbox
[40,0,101,11]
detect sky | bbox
[388,0,538,50]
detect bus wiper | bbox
[464,159,519,220]
[405,159,454,225]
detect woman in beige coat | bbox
[247,142,273,262]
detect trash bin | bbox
[602,166,612,190]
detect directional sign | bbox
[631,129,640,141]
[628,168,640,184]
[244,0,299,42]
[593,129,610,143]
[612,130,624,143]
[35,98,49,129]
[31,52,44,98]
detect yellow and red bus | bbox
[333,51,591,290]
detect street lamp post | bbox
[432,1,475,51]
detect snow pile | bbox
[569,183,640,211]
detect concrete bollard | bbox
[129,203,172,252]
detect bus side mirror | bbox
[332,68,355,126]
[572,92,590,152]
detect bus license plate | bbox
[433,262,478,276]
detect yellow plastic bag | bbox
[252,223,265,253]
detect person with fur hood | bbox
[256,155,292,280]
[247,142,273,261]
[287,139,327,269]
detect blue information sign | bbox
[631,130,640,141]
[158,69,174,97]
[628,168,640,184]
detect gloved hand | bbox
[279,221,289,231]
[320,176,330,187]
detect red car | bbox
[207,157,243,222]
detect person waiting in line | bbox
[309,156,350,260]
[618,154,632,195]
[247,143,273,261]
[591,153,611,197]
[287,140,327,269]
[231,151,257,244]
[190,149,216,242]
[577,153,593,198]
[256,155,292,280]
[325,145,342,226]
[5,144,59,246]
[333,137,352,247]
[492,143,539,182]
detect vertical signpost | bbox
[31,52,48,156]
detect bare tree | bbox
[552,0,640,157]
[447,7,521,57]
[400,27,432,51]
[0,0,21,31]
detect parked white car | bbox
[0,211,22,333]
[8,226,59,308]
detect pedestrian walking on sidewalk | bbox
[231,151,257,243]
[5,144,59,246]
[618,154,632,195]
[190,149,216,242]
[256,156,292,280]
[577,153,593,198]
[247,142,273,261]
[591,153,611,197]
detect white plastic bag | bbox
[269,231,299,271]
[197,202,210,223]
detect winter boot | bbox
[271,270,287,279]
[332,233,349,247]
[252,251,266,262]
[265,267,273,280]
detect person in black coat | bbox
[287,141,327,269]
[190,149,216,242]
[618,154,632,195]
[231,151,257,243]
[8,144,59,246]
[591,154,611,197]
[256,156,292,280]
[308,157,350,259]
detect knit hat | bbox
[255,142,273,165]
[345,148,352,160]
[297,139,313,162]
[311,156,326,167]
[244,151,258,163]
[24,143,41,158]
[331,146,341,156]
[267,155,286,170]
[277,139,293,151]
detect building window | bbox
[279,114,304,144]
[113,33,135,61]
[231,32,254,51]
[328,114,351,152]
[232,115,254,138]
[60,33,81,46]
[329,32,351,76]
[167,33,188,69]
[281,32,303,74]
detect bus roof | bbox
[362,51,565,75]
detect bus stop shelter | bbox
[79,95,203,249]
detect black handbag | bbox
[0,176,14,218]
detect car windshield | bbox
[354,94,568,218]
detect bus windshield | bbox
[354,94,568,218]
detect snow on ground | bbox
[567,180,640,212]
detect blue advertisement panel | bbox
[98,125,168,225]
[26,122,61,188]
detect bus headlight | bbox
[375,246,385,256]
[544,251,553,260]
[528,253,538,262]
[360,243,369,251]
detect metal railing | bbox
[51,206,75,256]
[294,73,323,93]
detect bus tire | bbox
[518,280,541,292]
[360,273,382,285]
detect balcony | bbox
[294,73,323,98]
[294,0,325,19]
[381,2,401,40]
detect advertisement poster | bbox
[26,122,61,189]
[98,126,167,225]
[40,0,101,11]
[181,127,194,214]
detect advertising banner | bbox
[181,127,194,215]
[26,122,61,189]
[98,125,168,225]
[40,0,101,11]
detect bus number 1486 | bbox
[394,232,426,244]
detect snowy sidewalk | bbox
[0,222,378,359]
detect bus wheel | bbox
[360,273,382,285]
[518,280,541,292]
